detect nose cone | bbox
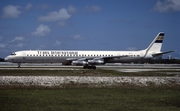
[4,57,8,61]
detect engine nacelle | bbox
[72,59,104,66]
[88,59,104,65]
[72,61,87,65]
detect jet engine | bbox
[88,60,104,65]
[72,59,104,66]
[72,61,87,65]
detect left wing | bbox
[67,55,128,61]
[67,55,128,65]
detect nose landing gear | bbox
[18,63,21,68]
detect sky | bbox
[0,0,180,58]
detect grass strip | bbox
[0,87,180,111]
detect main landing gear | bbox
[17,63,21,68]
[83,65,96,69]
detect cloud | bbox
[32,24,51,36]
[57,21,67,27]
[126,47,138,51]
[25,3,32,10]
[0,43,6,48]
[85,5,102,12]
[73,35,84,40]
[153,0,180,13]
[16,43,24,48]
[0,36,28,56]
[2,5,21,19]
[9,36,24,43]
[14,36,24,41]
[67,5,77,14]
[6,36,26,50]
[54,40,61,46]
[37,45,46,50]
[38,8,71,22]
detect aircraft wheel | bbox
[83,65,88,69]
[83,65,96,69]
[92,66,96,69]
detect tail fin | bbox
[147,32,164,52]
[144,32,164,57]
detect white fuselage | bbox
[5,50,152,64]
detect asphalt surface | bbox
[0,62,180,72]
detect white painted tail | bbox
[144,32,164,57]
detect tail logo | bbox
[155,36,164,43]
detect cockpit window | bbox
[11,53,16,55]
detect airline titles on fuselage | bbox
[37,51,78,56]
[26,50,114,57]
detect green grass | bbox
[0,69,179,76]
[0,69,180,110]
[0,88,180,111]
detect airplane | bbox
[4,32,174,69]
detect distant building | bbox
[168,55,172,60]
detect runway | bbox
[0,62,180,72]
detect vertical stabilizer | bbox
[144,32,164,57]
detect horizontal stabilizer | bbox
[152,50,175,57]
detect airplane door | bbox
[22,52,26,59]
[140,52,144,57]
[117,53,121,59]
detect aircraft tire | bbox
[83,65,96,69]
[83,65,87,69]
